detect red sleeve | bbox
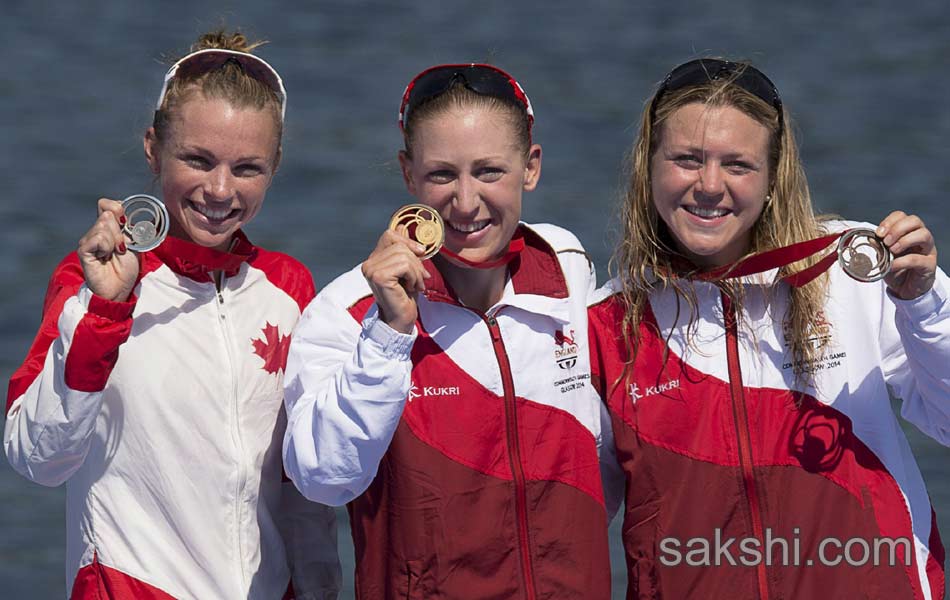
[63,291,136,393]
[7,254,85,410]
[7,253,138,406]
[588,303,608,401]
[588,296,633,403]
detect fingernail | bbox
[118,242,126,253]
[119,215,127,225]
[416,244,426,253]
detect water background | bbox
[2,1,948,597]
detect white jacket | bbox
[5,233,340,600]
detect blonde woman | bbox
[284,64,615,599]
[4,31,339,599]
[589,58,947,599]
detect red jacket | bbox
[589,238,948,600]
[284,224,616,599]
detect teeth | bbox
[449,220,489,233]
[192,203,234,221]
[685,206,729,219]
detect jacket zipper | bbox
[486,314,537,600]
[722,294,769,600]
[214,273,248,591]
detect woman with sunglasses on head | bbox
[589,58,948,599]
[4,30,340,599]
[283,64,618,599]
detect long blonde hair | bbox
[613,61,830,388]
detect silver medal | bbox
[836,228,891,282]
[121,194,169,252]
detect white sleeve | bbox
[880,269,950,445]
[4,285,132,486]
[282,289,416,506]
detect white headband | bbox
[155,48,287,120]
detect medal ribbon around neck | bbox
[438,237,525,269]
[697,228,891,287]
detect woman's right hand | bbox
[361,228,430,334]
[78,198,139,303]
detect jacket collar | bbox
[422,223,572,321]
[151,231,256,282]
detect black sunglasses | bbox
[652,59,783,130]
[398,63,534,132]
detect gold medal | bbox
[121,194,169,252]
[389,204,444,260]
[836,228,891,282]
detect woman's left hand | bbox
[876,211,938,300]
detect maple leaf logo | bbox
[252,322,291,375]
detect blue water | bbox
[2,1,948,598]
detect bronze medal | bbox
[836,228,891,282]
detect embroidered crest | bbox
[554,328,578,370]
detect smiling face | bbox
[650,102,772,268]
[144,94,280,251]
[398,104,541,266]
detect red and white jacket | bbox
[589,220,948,600]
[4,233,340,600]
[283,223,618,599]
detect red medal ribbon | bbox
[698,230,849,288]
[438,237,526,269]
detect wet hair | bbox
[612,60,830,392]
[401,82,532,158]
[152,30,283,157]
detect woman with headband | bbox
[589,58,948,598]
[283,64,618,598]
[4,31,339,599]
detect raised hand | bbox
[78,198,139,303]
[876,211,938,300]
[361,227,430,334]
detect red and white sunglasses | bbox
[398,63,534,131]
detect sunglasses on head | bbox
[155,48,287,120]
[652,59,783,129]
[398,63,534,132]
